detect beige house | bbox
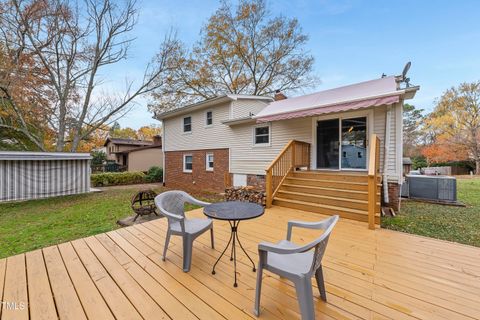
[104,136,162,171]
[157,75,419,225]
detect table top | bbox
[203,201,265,221]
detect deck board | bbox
[1,206,479,320]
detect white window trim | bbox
[253,123,271,147]
[205,110,213,128]
[183,116,192,134]
[205,153,214,171]
[183,154,193,173]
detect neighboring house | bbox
[156,75,419,221]
[104,136,163,171]
[127,137,163,172]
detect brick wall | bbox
[386,182,400,212]
[164,149,229,193]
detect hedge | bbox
[91,171,146,187]
[145,166,163,183]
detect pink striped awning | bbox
[255,76,402,123]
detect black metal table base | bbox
[211,220,256,287]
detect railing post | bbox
[291,141,296,170]
[367,134,379,230]
[265,169,273,208]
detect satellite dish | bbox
[401,61,411,87]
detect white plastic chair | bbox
[154,190,214,272]
[254,215,339,320]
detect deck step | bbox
[273,197,380,223]
[285,177,381,191]
[291,171,377,183]
[276,190,380,211]
[280,184,380,201]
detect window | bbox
[183,154,193,172]
[206,111,213,126]
[254,125,270,145]
[206,153,214,171]
[183,116,192,133]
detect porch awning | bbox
[255,76,402,123]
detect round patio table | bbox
[204,201,264,287]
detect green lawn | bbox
[382,177,480,247]
[0,185,222,259]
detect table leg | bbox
[211,220,256,287]
[211,224,233,275]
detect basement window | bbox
[183,154,193,173]
[206,153,214,171]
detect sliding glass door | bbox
[316,119,340,169]
[316,116,367,170]
[341,117,367,169]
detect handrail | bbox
[367,134,381,230]
[265,140,310,208]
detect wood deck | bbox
[1,206,480,320]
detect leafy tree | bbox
[149,0,316,113]
[110,127,138,140]
[403,104,424,157]
[91,150,107,166]
[137,125,162,140]
[423,81,480,174]
[0,0,177,151]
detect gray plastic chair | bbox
[154,190,214,272]
[254,215,339,320]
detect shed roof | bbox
[104,138,153,147]
[0,151,92,161]
[254,76,418,122]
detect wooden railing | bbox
[368,134,381,230]
[265,140,311,208]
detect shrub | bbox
[145,166,163,182]
[91,171,146,187]
[90,150,107,165]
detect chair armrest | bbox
[158,209,184,221]
[286,219,332,240]
[185,193,211,207]
[258,242,305,255]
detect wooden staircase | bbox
[273,171,381,223]
[265,136,382,229]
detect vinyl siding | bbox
[163,103,232,151]
[230,99,269,119]
[229,117,313,175]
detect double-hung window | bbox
[183,154,193,172]
[254,125,270,145]
[205,111,213,126]
[206,153,214,171]
[183,116,192,133]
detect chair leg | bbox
[315,266,327,302]
[254,265,263,317]
[162,230,171,261]
[294,277,315,320]
[210,227,215,249]
[182,236,193,272]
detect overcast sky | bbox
[105,0,480,129]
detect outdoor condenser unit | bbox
[406,175,457,203]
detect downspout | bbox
[383,105,392,204]
[162,120,166,186]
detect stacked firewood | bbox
[224,186,266,206]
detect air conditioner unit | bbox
[406,175,457,202]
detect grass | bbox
[382,177,480,247]
[0,185,223,259]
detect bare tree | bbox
[149,0,317,114]
[0,0,177,151]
